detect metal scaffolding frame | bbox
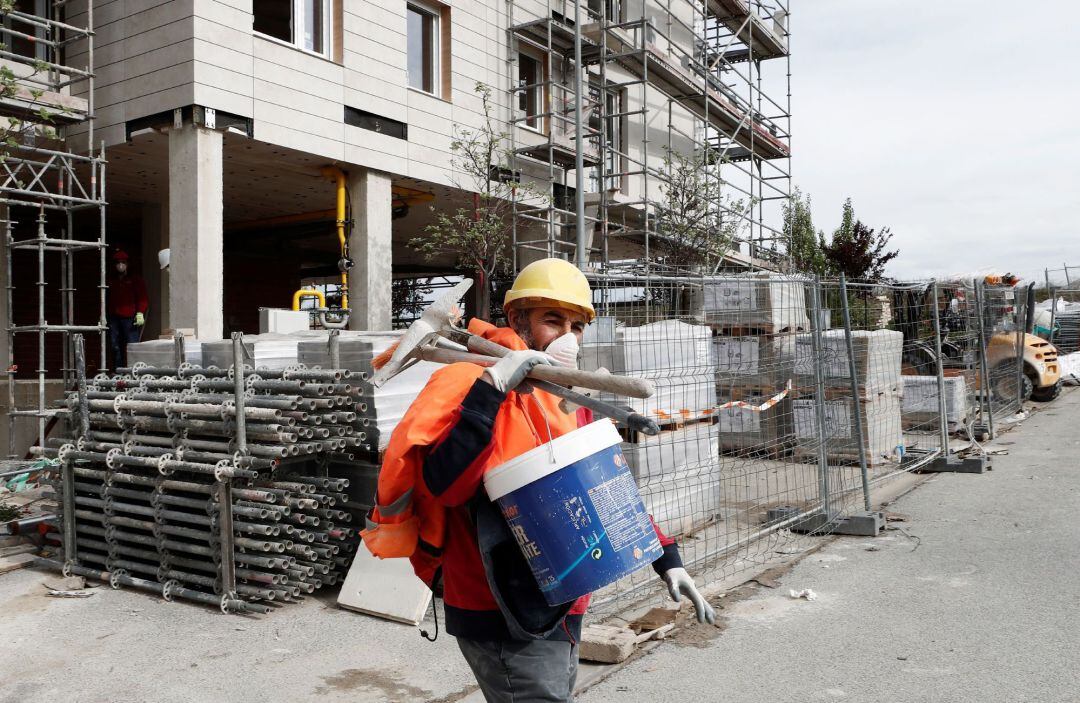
[2,0,106,458]
[506,0,791,273]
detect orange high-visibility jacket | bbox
[361,319,581,586]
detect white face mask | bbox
[545,331,580,369]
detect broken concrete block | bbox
[579,625,638,664]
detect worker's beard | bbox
[511,318,538,350]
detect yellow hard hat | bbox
[503,258,596,322]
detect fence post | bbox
[973,279,994,439]
[1014,285,1026,413]
[838,275,871,512]
[929,282,950,452]
[808,277,832,520]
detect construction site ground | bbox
[0,388,1075,703]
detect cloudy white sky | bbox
[793,1,1080,286]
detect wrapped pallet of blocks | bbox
[789,330,905,467]
[902,375,968,433]
[126,338,204,367]
[712,334,797,390]
[790,330,904,391]
[586,319,717,423]
[715,389,794,459]
[621,422,722,538]
[792,389,904,467]
[698,275,810,333]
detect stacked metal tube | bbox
[40,360,365,613]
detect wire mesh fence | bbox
[581,269,961,612]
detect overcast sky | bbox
[793,1,1080,287]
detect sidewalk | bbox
[581,388,1080,703]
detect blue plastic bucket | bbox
[483,420,663,606]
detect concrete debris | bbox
[45,588,94,598]
[788,588,818,601]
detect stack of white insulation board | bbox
[698,276,810,332]
[297,332,441,452]
[125,338,204,367]
[630,421,722,536]
[792,390,905,467]
[791,330,904,392]
[585,319,717,422]
[201,333,323,370]
[901,375,968,432]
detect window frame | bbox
[406,1,441,96]
[516,50,544,133]
[253,0,334,61]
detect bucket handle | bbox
[531,394,558,465]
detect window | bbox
[587,83,623,192]
[3,0,49,60]
[407,4,438,94]
[517,53,542,131]
[254,0,332,59]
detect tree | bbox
[409,82,545,320]
[781,187,829,275]
[653,148,750,271]
[822,199,898,282]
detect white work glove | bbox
[664,567,715,624]
[483,350,552,393]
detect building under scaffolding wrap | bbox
[1,1,107,458]
[506,0,791,271]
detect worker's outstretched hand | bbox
[663,567,716,624]
[134,312,145,327]
[482,350,552,393]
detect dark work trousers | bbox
[107,314,141,369]
[457,637,579,703]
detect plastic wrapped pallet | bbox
[582,315,621,372]
[716,391,793,457]
[790,329,903,393]
[638,468,724,538]
[621,422,719,480]
[792,390,904,466]
[712,334,796,387]
[126,338,204,367]
[598,372,717,423]
[613,319,712,376]
[201,333,326,370]
[699,276,810,332]
[901,375,968,431]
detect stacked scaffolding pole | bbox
[37,335,363,613]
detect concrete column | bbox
[168,123,223,339]
[347,168,392,331]
[140,202,168,340]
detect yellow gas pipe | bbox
[321,166,350,310]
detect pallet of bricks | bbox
[699,276,808,460]
[583,317,720,538]
[787,328,906,468]
[38,332,436,613]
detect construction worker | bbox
[106,249,148,368]
[367,258,714,702]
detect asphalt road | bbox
[582,388,1080,703]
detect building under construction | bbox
[0,0,790,458]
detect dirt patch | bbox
[314,668,432,701]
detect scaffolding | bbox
[2,1,106,457]
[506,0,791,272]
